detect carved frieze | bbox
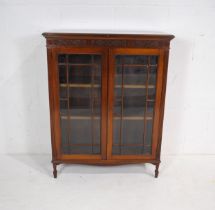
[47,39,168,49]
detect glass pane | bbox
[58,54,102,155]
[112,55,158,155]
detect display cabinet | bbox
[43,33,174,178]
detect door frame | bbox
[48,47,108,161]
[107,48,164,160]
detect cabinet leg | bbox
[155,163,160,178]
[53,163,57,178]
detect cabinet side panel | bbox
[150,50,164,158]
[47,49,61,160]
[156,49,170,160]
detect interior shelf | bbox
[116,64,157,67]
[61,116,100,120]
[59,84,155,89]
[115,84,155,88]
[58,61,157,67]
[60,115,153,120]
[60,84,100,88]
[58,63,99,66]
[114,116,152,120]
[113,143,151,147]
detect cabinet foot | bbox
[53,163,57,178]
[155,163,160,178]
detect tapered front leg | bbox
[53,163,57,178]
[155,163,160,178]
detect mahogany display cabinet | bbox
[42,33,174,178]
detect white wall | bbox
[0,0,215,155]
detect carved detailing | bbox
[91,39,127,47]
[48,39,88,47]
[47,39,168,49]
[128,40,165,48]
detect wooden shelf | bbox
[62,143,151,147]
[62,143,100,147]
[115,84,155,89]
[114,116,152,120]
[58,63,99,66]
[115,73,156,77]
[60,84,100,88]
[59,84,155,89]
[61,116,100,120]
[59,98,68,101]
[116,64,157,67]
[60,115,152,120]
[113,143,151,147]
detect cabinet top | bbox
[42,32,174,49]
[42,32,174,40]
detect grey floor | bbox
[0,154,215,210]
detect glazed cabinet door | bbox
[50,48,108,160]
[107,48,164,160]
